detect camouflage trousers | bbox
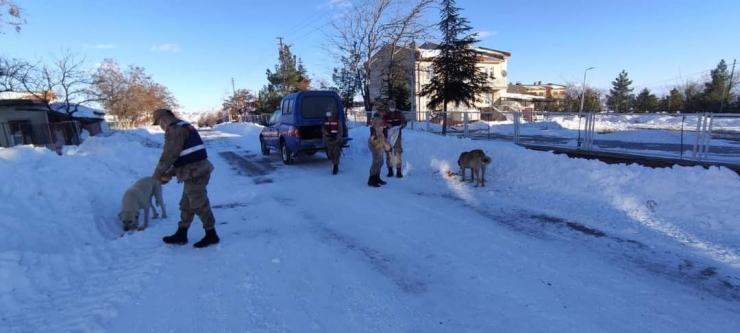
[326,141,342,165]
[368,136,384,175]
[178,166,216,231]
[385,138,403,168]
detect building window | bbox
[425,67,433,81]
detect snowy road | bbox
[102,130,740,333]
[3,127,740,333]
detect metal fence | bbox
[0,121,82,150]
[411,110,740,164]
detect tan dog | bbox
[457,149,492,187]
[118,176,167,231]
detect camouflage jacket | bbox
[153,121,213,182]
[369,116,388,146]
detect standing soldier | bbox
[322,104,344,175]
[383,100,407,178]
[367,106,390,187]
[151,108,220,249]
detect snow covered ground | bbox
[1,121,740,332]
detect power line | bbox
[630,68,714,89]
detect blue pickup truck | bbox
[259,90,352,165]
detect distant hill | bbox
[174,110,207,123]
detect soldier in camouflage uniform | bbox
[151,108,220,249]
[367,106,391,187]
[382,100,407,178]
[321,104,344,175]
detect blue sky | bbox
[3,0,739,111]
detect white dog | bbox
[118,176,167,231]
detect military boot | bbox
[387,167,394,177]
[396,167,403,178]
[333,164,339,175]
[368,175,380,187]
[162,226,188,245]
[194,228,220,248]
[376,174,387,185]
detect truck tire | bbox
[280,141,294,165]
[260,137,270,155]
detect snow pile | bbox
[348,125,740,249]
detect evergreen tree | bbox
[634,88,660,112]
[682,81,703,112]
[332,50,361,110]
[606,70,634,112]
[730,95,740,113]
[607,71,634,112]
[418,0,490,135]
[701,59,732,111]
[265,44,311,96]
[659,88,685,113]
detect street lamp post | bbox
[577,66,595,148]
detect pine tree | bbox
[265,44,311,96]
[332,50,361,110]
[634,88,660,112]
[701,59,732,111]
[659,88,685,113]
[606,70,634,113]
[418,0,490,135]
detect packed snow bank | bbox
[0,128,167,254]
[0,128,183,331]
[348,126,740,262]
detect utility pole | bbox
[277,37,287,94]
[231,78,240,121]
[720,59,736,113]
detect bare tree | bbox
[0,55,30,91]
[0,0,25,34]
[93,58,179,127]
[561,82,604,112]
[16,51,97,116]
[325,0,394,114]
[378,0,435,102]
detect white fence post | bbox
[426,111,431,132]
[700,113,715,161]
[692,113,704,159]
[513,112,521,144]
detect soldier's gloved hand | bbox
[384,142,391,151]
[159,174,172,185]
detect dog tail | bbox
[482,156,492,164]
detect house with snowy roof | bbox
[0,91,108,148]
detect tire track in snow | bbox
[415,188,740,303]
[1,232,170,333]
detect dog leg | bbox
[481,166,486,187]
[149,194,160,219]
[474,168,480,187]
[459,168,466,182]
[155,182,167,219]
[139,207,149,231]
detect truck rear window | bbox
[301,96,338,118]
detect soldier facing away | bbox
[382,100,407,178]
[367,106,391,187]
[151,108,220,248]
[321,104,344,175]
